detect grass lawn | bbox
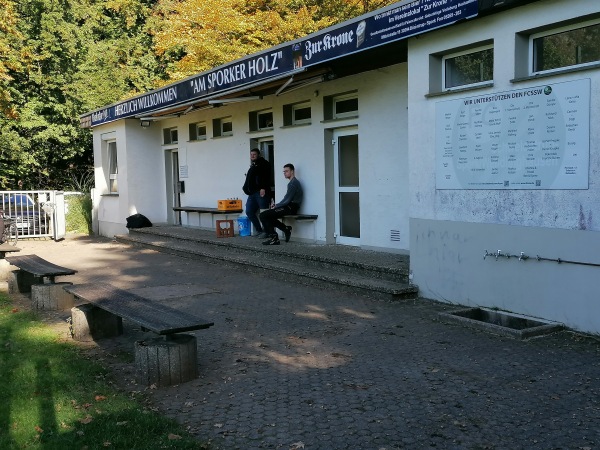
[0,292,210,449]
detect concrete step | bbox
[115,227,418,300]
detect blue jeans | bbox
[246,192,269,232]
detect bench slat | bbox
[64,283,214,335]
[283,214,318,221]
[173,206,243,214]
[6,254,76,277]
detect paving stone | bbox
[7,234,600,450]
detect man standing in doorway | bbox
[260,163,303,245]
[243,148,271,237]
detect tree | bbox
[149,0,398,82]
[0,0,163,190]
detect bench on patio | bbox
[173,206,243,231]
[6,254,77,310]
[281,214,318,222]
[64,283,214,387]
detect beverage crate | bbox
[217,199,242,211]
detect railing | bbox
[0,191,57,240]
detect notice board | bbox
[436,79,590,189]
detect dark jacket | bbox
[243,157,271,196]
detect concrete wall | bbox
[407,0,600,333]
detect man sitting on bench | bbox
[259,163,303,246]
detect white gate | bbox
[0,190,66,240]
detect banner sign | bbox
[295,0,477,68]
[436,79,590,190]
[82,0,478,128]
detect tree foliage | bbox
[150,0,397,81]
[0,0,396,190]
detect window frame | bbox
[213,116,233,138]
[529,18,600,76]
[292,102,312,125]
[257,110,274,130]
[441,44,494,91]
[163,127,178,145]
[333,93,359,119]
[221,117,233,136]
[189,121,207,141]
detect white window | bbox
[163,127,178,145]
[249,109,274,131]
[221,117,233,136]
[213,116,233,137]
[292,102,311,125]
[333,93,358,119]
[257,110,273,130]
[189,122,207,141]
[443,45,493,90]
[107,141,118,194]
[531,19,600,75]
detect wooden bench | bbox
[0,243,20,282]
[282,214,318,222]
[64,283,215,387]
[0,243,20,259]
[6,255,77,309]
[173,206,243,215]
[173,206,243,229]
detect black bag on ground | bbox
[126,213,152,229]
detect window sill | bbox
[187,138,207,142]
[101,193,119,197]
[211,134,233,139]
[425,82,494,98]
[511,62,600,83]
[321,115,359,124]
[247,128,274,135]
[280,123,312,129]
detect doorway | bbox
[333,128,360,246]
[253,138,275,196]
[168,150,181,225]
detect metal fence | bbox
[0,191,65,240]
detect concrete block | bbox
[31,282,74,310]
[8,270,42,294]
[71,303,123,341]
[135,334,198,387]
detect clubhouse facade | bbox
[81,0,600,334]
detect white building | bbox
[82,0,600,333]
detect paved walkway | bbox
[5,235,600,449]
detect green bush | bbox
[65,194,93,235]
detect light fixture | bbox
[208,96,262,105]
[140,120,151,128]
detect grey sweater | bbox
[276,177,303,208]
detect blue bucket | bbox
[237,216,251,237]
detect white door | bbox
[333,128,360,246]
[166,150,181,225]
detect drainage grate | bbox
[438,307,564,339]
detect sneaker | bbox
[283,226,292,243]
[262,235,280,245]
[255,232,269,239]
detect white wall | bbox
[94,63,411,250]
[407,0,600,333]
[408,0,600,229]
